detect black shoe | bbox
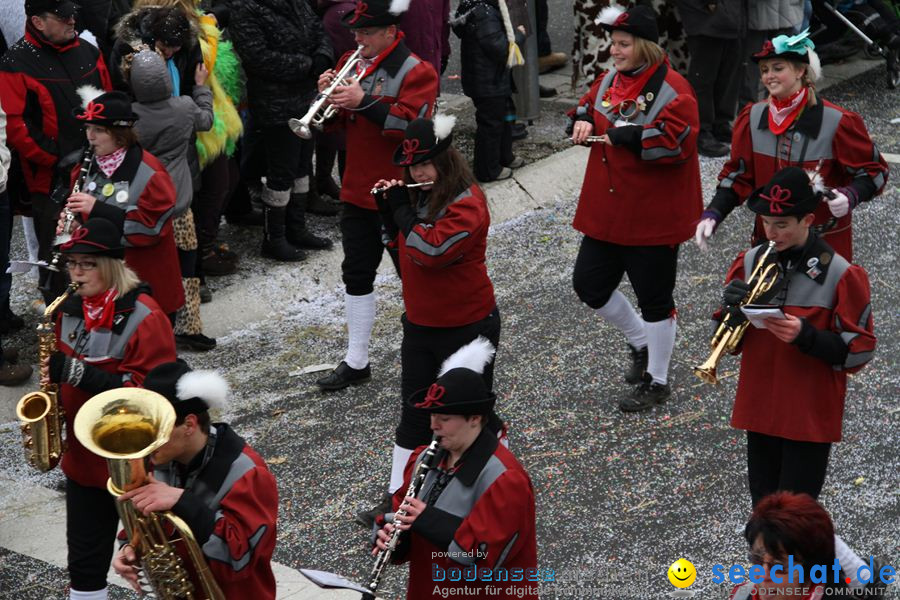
[712,127,732,144]
[200,244,238,276]
[2,347,20,364]
[354,493,393,528]
[619,375,671,412]
[199,282,212,304]
[306,186,340,217]
[697,134,730,158]
[316,361,371,391]
[511,122,528,141]
[624,344,648,384]
[317,176,341,200]
[0,362,33,386]
[538,84,557,98]
[175,333,217,352]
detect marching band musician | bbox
[695,31,889,262]
[358,115,501,526]
[46,217,177,600]
[372,338,537,600]
[715,167,876,588]
[112,360,279,598]
[568,4,701,412]
[314,0,439,391]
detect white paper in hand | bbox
[741,304,787,329]
[299,568,372,593]
[7,260,48,274]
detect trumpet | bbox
[289,46,364,139]
[370,181,435,195]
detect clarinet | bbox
[44,146,94,279]
[362,437,442,600]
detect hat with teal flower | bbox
[752,29,821,81]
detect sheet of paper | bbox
[299,568,372,593]
[740,304,787,329]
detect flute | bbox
[370,181,435,195]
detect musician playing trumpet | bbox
[314,0,438,392]
[112,361,279,598]
[372,338,537,600]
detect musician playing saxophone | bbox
[715,167,875,510]
[371,338,537,600]
[45,218,176,600]
[112,360,278,599]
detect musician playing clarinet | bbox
[112,360,278,598]
[372,338,537,600]
[568,4,701,412]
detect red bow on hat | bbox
[414,383,446,408]
[401,138,427,165]
[60,226,88,250]
[613,12,630,26]
[348,0,372,24]
[760,184,792,214]
[77,101,105,121]
[755,40,775,58]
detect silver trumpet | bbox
[370,181,435,195]
[289,46,364,139]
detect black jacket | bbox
[226,0,333,127]
[675,0,747,39]
[452,0,525,99]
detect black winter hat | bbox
[598,4,659,45]
[72,91,139,127]
[60,218,125,258]
[392,115,455,166]
[25,0,78,18]
[406,337,496,416]
[747,167,820,217]
[143,360,230,419]
[341,0,410,28]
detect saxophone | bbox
[15,281,80,472]
[74,388,225,600]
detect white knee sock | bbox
[69,588,108,600]
[595,290,647,349]
[389,444,415,494]
[343,292,375,369]
[835,535,867,589]
[644,317,676,385]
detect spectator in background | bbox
[740,0,804,106]
[535,0,567,73]
[676,0,747,157]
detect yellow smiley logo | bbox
[667,558,697,588]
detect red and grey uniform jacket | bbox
[398,184,496,327]
[390,429,538,600]
[708,99,888,261]
[152,424,279,598]
[331,32,438,210]
[725,235,875,443]
[570,62,702,246]
[75,145,185,314]
[0,25,111,195]
[56,287,177,488]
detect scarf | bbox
[167,58,181,97]
[96,147,127,178]
[81,287,118,332]
[603,59,664,112]
[354,31,405,80]
[768,88,808,135]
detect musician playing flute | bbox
[694,31,888,262]
[568,4,701,412]
[372,338,537,600]
[716,167,876,588]
[358,116,502,527]
[314,0,438,392]
[112,360,279,598]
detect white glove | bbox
[694,218,717,252]
[826,191,850,218]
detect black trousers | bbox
[66,478,120,591]
[572,236,678,323]
[193,154,239,249]
[472,96,514,182]
[685,35,742,137]
[340,203,391,296]
[746,431,832,507]
[535,0,552,56]
[397,308,502,449]
[260,125,312,192]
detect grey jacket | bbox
[130,50,213,216]
[747,0,803,31]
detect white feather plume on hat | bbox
[389,0,411,15]
[176,370,230,411]
[433,114,456,141]
[806,167,828,195]
[596,4,625,26]
[76,85,104,108]
[438,336,496,377]
[807,49,821,82]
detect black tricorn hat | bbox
[25,0,78,18]
[60,217,125,258]
[392,115,455,166]
[598,5,659,45]
[143,359,230,420]
[341,0,409,28]
[747,167,820,217]
[72,90,139,127]
[406,337,497,416]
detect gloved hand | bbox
[723,279,751,307]
[826,189,850,218]
[694,218,717,252]
[48,351,68,384]
[385,184,410,214]
[723,305,747,326]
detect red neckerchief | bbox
[82,287,118,332]
[768,88,808,135]
[96,147,127,178]
[354,30,405,80]
[602,58,665,112]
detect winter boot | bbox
[306,183,340,216]
[287,178,333,250]
[200,242,237,276]
[262,185,306,262]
